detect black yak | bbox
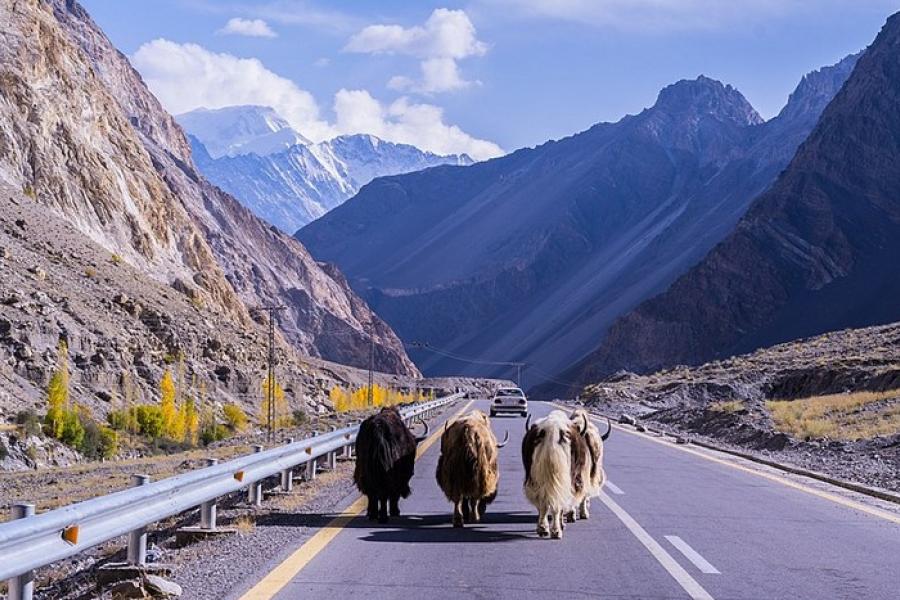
[354,406,429,523]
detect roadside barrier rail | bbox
[0,393,464,594]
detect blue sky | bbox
[82,0,896,159]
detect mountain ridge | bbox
[576,17,900,382]
[297,62,857,384]
[180,105,473,231]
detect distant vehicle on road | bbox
[490,387,528,417]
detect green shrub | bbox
[77,420,118,460]
[292,409,308,427]
[134,405,165,439]
[200,424,228,445]
[15,410,42,437]
[60,410,85,448]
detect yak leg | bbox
[461,497,471,522]
[565,506,577,523]
[377,497,389,524]
[453,500,465,528]
[389,495,401,517]
[366,496,378,521]
[477,497,489,518]
[550,510,563,539]
[469,498,481,523]
[537,506,550,537]
[579,497,590,520]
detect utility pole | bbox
[367,324,375,406]
[252,305,285,443]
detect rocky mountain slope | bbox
[579,14,900,381]
[581,320,900,491]
[298,59,856,384]
[0,0,417,379]
[181,105,473,232]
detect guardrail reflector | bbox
[62,525,79,545]
[305,447,313,454]
[344,433,351,439]
[234,470,245,482]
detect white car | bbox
[490,387,528,417]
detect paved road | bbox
[246,400,900,599]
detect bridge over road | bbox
[235,399,900,600]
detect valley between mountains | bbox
[2,0,900,534]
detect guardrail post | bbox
[281,438,294,492]
[306,432,318,481]
[327,426,337,470]
[249,445,264,506]
[127,475,150,565]
[8,503,35,600]
[200,458,219,529]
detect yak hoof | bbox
[390,508,400,517]
[453,519,464,528]
[537,527,549,537]
[579,509,590,519]
[550,530,562,540]
[565,511,576,523]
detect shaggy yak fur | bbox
[568,408,610,520]
[435,410,506,527]
[353,406,424,523]
[522,410,590,539]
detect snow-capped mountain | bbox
[177,105,311,158]
[179,106,474,232]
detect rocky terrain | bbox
[0,183,444,456]
[182,105,472,232]
[298,57,857,385]
[582,320,900,491]
[578,15,900,382]
[0,0,417,380]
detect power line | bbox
[251,305,285,443]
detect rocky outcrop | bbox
[579,15,900,379]
[0,0,417,376]
[299,61,855,385]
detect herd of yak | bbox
[353,405,611,540]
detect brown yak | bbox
[568,408,611,520]
[435,410,510,527]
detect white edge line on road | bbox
[599,492,715,600]
[665,535,721,575]
[605,480,625,495]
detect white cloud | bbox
[333,90,503,160]
[478,0,822,31]
[131,39,334,140]
[389,57,479,93]
[345,9,487,94]
[218,17,277,38]
[130,40,501,160]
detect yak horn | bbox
[579,415,588,436]
[600,417,612,441]
[496,430,510,448]
[524,413,532,432]
[415,418,430,442]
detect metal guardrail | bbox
[0,393,464,596]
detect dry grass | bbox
[709,400,745,414]
[233,514,256,535]
[767,389,900,440]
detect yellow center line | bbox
[554,403,900,526]
[239,399,474,600]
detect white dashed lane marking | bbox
[599,492,715,600]
[665,535,721,575]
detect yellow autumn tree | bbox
[160,369,180,439]
[45,340,70,438]
[260,375,291,429]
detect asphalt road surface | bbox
[241,399,900,599]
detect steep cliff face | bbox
[0,0,417,376]
[579,16,900,381]
[299,61,855,384]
